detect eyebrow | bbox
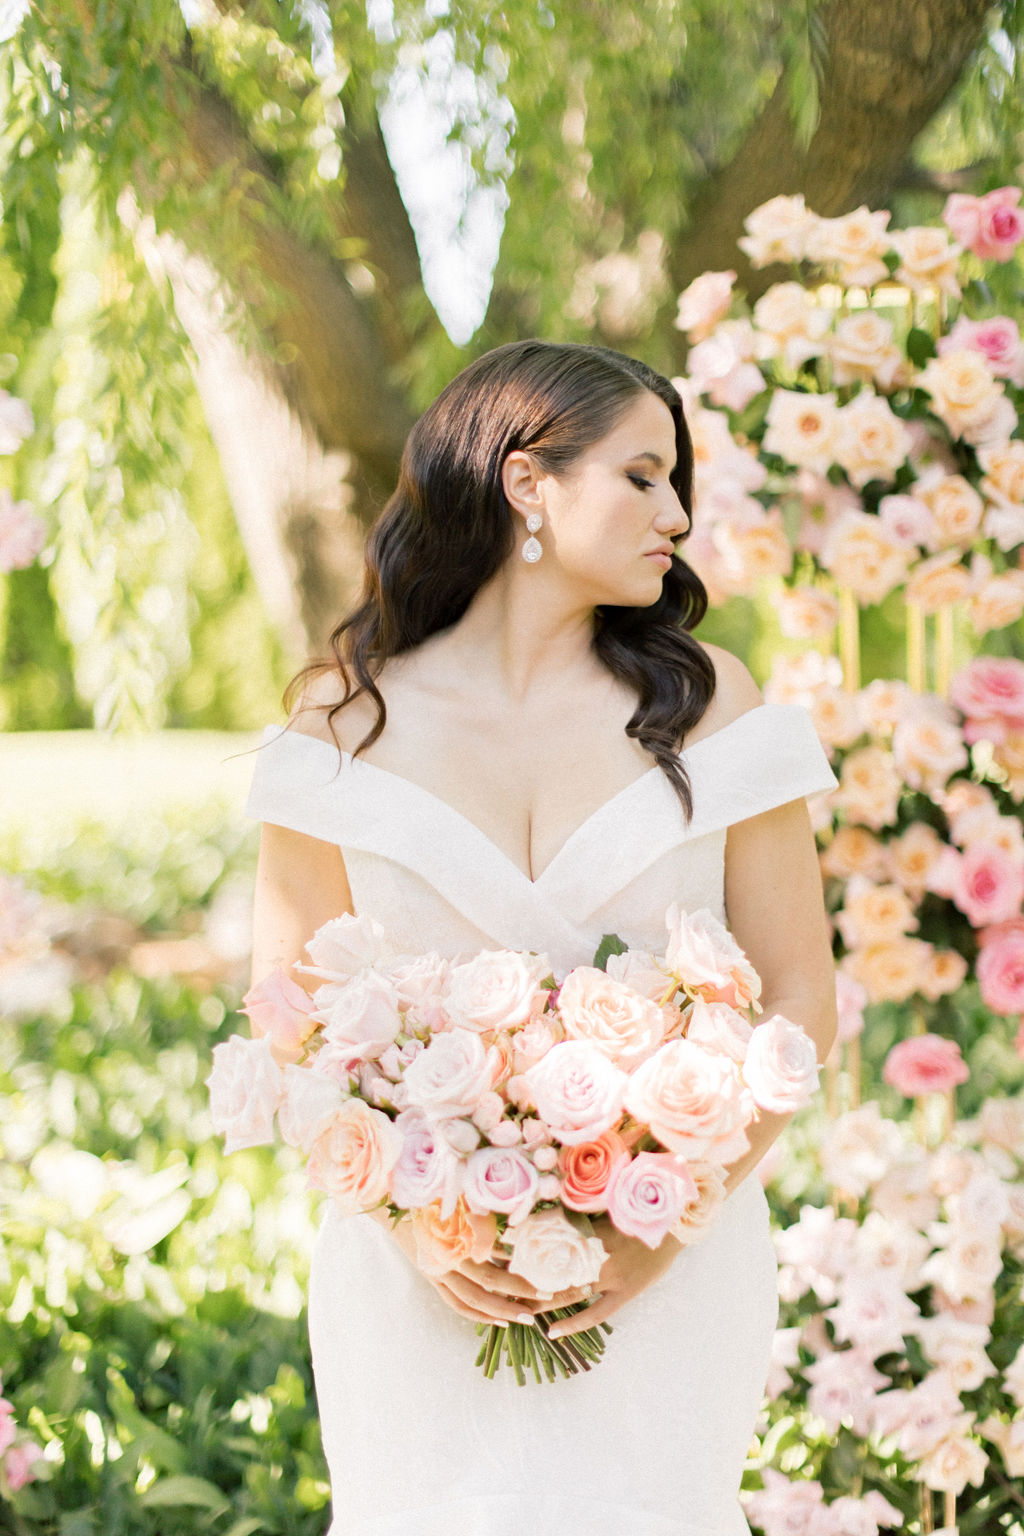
[630,450,670,469]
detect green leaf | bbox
[223,1521,268,1536]
[592,932,628,969]
[906,327,937,367]
[139,1474,231,1513]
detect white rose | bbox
[301,911,392,979]
[742,1013,821,1112]
[505,1206,607,1294]
[402,1028,498,1120]
[443,948,549,1033]
[316,971,403,1063]
[278,1063,348,1153]
[206,1035,282,1153]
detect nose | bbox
[655,491,691,541]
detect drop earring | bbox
[522,513,543,563]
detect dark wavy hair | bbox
[284,339,717,820]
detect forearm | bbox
[722,988,837,1195]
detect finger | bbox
[432,1281,506,1326]
[442,1270,543,1323]
[542,1284,597,1309]
[546,1295,620,1339]
[456,1260,544,1301]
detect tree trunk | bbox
[667,0,992,311]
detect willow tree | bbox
[3,0,1022,724]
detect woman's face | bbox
[518,390,691,609]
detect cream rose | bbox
[742,1014,821,1112]
[918,349,1005,438]
[684,995,753,1064]
[674,269,736,341]
[829,311,905,390]
[841,937,932,1004]
[505,1207,607,1294]
[891,712,969,798]
[763,389,839,475]
[888,225,961,296]
[738,193,819,266]
[917,473,984,548]
[443,949,549,1034]
[752,282,833,369]
[805,206,891,286]
[905,550,974,612]
[819,512,913,605]
[307,1098,404,1215]
[556,965,668,1068]
[664,904,761,1009]
[834,876,919,949]
[302,911,392,980]
[834,392,912,488]
[834,745,903,830]
[278,1063,348,1153]
[978,440,1024,508]
[206,1035,283,1154]
[776,586,840,640]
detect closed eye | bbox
[627,473,655,490]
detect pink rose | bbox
[952,843,1024,925]
[506,1206,607,1294]
[443,948,549,1034]
[4,1441,43,1490]
[278,1063,348,1152]
[0,492,45,573]
[943,186,1024,262]
[522,1041,627,1146]
[882,1033,969,1096]
[623,1039,754,1162]
[402,1028,498,1120]
[390,1107,462,1215]
[556,965,668,1067]
[307,1098,404,1214]
[384,951,450,1030]
[951,657,1024,744]
[240,966,316,1060]
[316,971,402,1064]
[461,1144,539,1224]
[0,1399,14,1457]
[742,1013,821,1112]
[205,1035,283,1153]
[938,315,1024,386]
[977,928,1024,1015]
[557,1129,631,1212]
[301,911,391,980]
[605,1151,698,1248]
[511,1018,560,1072]
[664,904,761,1009]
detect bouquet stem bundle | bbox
[474,1307,614,1384]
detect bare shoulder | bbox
[693,639,764,731]
[284,664,378,753]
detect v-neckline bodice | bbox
[283,703,772,891]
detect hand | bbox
[546,1217,683,1340]
[366,1208,594,1326]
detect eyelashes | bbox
[627,473,655,491]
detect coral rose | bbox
[882,1033,969,1096]
[558,1129,631,1212]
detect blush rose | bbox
[882,1034,970,1097]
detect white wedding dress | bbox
[243,701,838,1536]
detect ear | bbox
[501,449,546,520]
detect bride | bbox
[243,339,838,1534]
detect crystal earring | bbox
[522,513,543,563]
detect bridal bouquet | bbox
[207,905,821,1383]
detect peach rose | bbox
[939,315,1024,386]
[904,550,974,612]
[888,225,961,296]
[915,473,984,548]
[523,1040,628,1146]
[891,713,969,797]
[410,1196,498,1278]
[887,821,946,897]
[820,825,889,882]
[969,570,1024,634]
[402,1028,499,1119]
[206,1035,283,1154]
[670,1160,727,1245]
[605,1151,698,1248]
[834,745,903,829]
[834,393,913,488]
[674,269,736,341]
[818,511,913,604]
[738,193,819,266]
[556,965,668,1067]
[623,1039,754,1162]
[557,1129,631,1213]
[664,903,761,1009]
[684,995,754,1064]
[978,439,1024,508]
[993,731,1024,799]
[443,948,549,1034]
[834,877,919,949]
[506,1206,607,1294]
[742,1014,821,1112]
[511,1017,561,1073]
[829,311,905,390]
[808,687,864,751]
[605,948,672,1001]
[882,1033,969,1096]
[860,676,916,733]
[918,349,1006,439]
[805,206,891,286]
[943,185,1024,262]
[712,514,793,590]
[776,586,840,639]
[841,938,932,1004]
[308,1098,404,1214]
[763,389,839,475]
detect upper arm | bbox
[250,821,354,1001]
